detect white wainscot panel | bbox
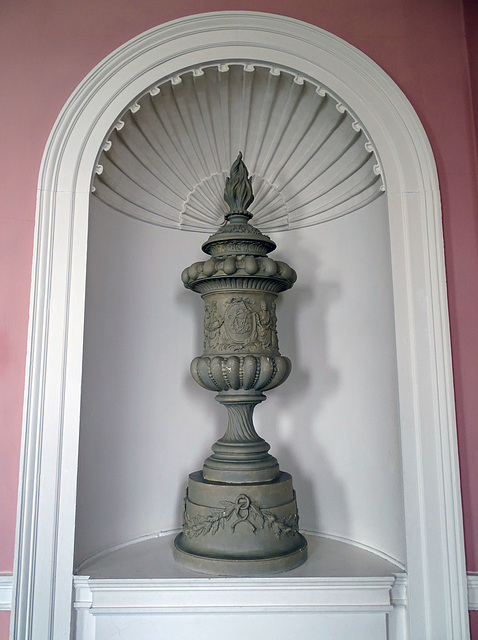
[94,612,386,640]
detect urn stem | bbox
[202,392,280,484]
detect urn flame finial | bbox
[224,152,254,220]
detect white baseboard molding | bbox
[0,575,13,611]
[468,573,478,610]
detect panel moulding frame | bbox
[11,11,469,640]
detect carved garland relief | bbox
[182,491,299,539]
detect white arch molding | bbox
[11,11,469,640]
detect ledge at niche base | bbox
[73,534,400,614]
[72,534,478,615]
[74,532,403,580]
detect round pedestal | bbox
[174,471,308,576]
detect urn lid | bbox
[201,153,276,258]
[181,153,296,292]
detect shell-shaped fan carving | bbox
[93,63,384,232]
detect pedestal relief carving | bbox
[174,153,307,575]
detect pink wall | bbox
[1,0,477,635]
[463,0,478,638]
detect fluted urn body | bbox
[174,154,307,575]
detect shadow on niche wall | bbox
[254,238,347,539]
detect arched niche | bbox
[75,60,403,573]
[11,12,469,640]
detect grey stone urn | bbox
[174,153,307,575]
